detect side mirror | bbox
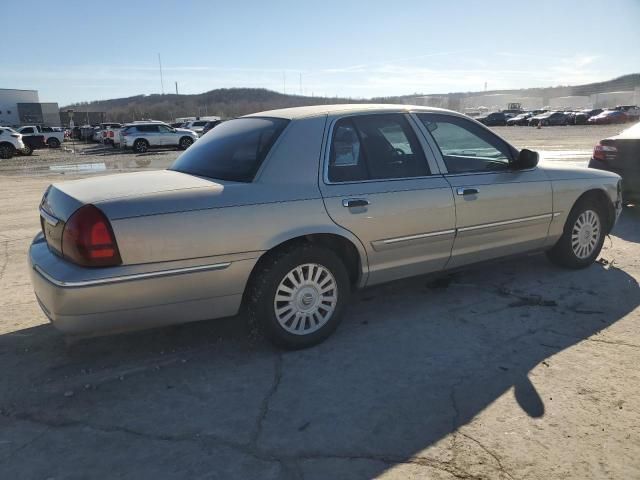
[515,149,539,170]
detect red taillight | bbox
[593,142,617,162]
[62,205,122,267]
[109,131,114,138]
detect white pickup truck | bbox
[17,125,65,148]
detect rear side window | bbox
[328,114,429,182]
[193,121,207,127]
[170,117,289,182]
[136,125,159,132]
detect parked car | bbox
[15,126,47,155]
[476,112,508,126]
[183,120,210,135]
[574,108,603,125]
[506,112,534,126]
[529,111,568,126]
[17,125,64,148]
[170,122,185,129]
[614,105,640,121]
[589,121,640,203]
[0,127,26,159]
[201,120,223,135]
[99,123,122,146]
[588,110,628,125]
[29,105,622,349]
[119,122,198,153]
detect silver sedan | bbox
[29,105,623,349]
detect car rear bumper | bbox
[29,233,256,337]
[589,158,640,202]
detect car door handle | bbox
[342,198,370,208]
[456,187,479,196]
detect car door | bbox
[140,125,160,146]
[157,125,175,146]
[319,113,456,286]
[414,113,553,269]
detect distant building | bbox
[0,88,60,126]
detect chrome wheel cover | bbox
[274,263,338,335]
[571,209,601,259]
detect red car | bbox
[587,110,628,125]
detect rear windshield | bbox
[170,117,289,182]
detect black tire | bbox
[179,136,194,150]
[246,243,350,349]
[20,144,33,156]
[47,138,61,148]
[546,197,607,269]
[0,143,15,159]
[133,139,149,153]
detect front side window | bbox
[158,125,173,133]
[417,114,512,174]
[170,117,289,182]
[328,114,429,182]
[21,127,34,134]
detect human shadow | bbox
[0,254,638,479]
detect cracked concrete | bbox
[0,162,639,479]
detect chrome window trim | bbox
[443,167,538,178]
[34,262,231,288]
[322,111,439,185]
[457,213,553,232]
[382,229,456,245]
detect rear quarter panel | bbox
[109,114,368,280]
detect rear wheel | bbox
[20,144,33,156]
[546,198,606,269]
[133,139,149,153]
[47,137,61,148]
[0,143,15,159]
[179,136,193,150]
[246,243,350,349]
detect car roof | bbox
[242,103,453,120]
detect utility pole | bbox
[175,81,179,95]
[158,53,165,94]
[283,72,286,95]
[299,73,302,96]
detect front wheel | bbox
[246,244,350,349]
[546,198,606,269]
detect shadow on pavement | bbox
[0,252,638,479]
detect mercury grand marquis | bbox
[29,105,623,349]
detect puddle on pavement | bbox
[49,163,107,172]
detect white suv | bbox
[0,127,26,159]
[120,122,198,153]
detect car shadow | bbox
[612,205,640,243]
[0,255,638,478]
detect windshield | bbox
[169,117,289,182]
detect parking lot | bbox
[0,124,639,479]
